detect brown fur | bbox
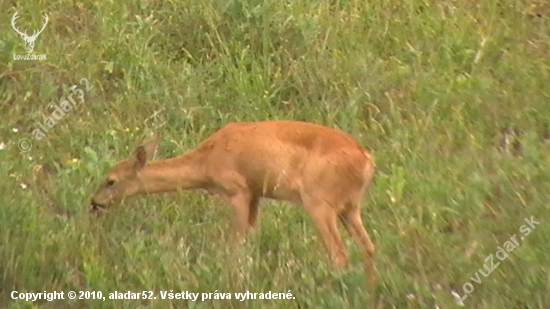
[91,120,378,284]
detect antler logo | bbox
[11,11,49,54]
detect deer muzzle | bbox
[90,200,106,213]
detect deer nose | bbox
[90,201,105,212]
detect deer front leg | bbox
[248,195,260,230]
[227,190,254,242]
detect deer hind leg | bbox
[339,204,377,285]
[302,196,349,267]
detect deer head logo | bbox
[11,11,49,54]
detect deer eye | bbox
[105,179,116,187]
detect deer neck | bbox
[136,154,207,194]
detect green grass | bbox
[1,0,549,308]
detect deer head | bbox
[90,134,161,211]
[11,11,49,54]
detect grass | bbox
[1,0,549,308]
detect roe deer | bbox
[90,120,378,283]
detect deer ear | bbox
[132,145,148,171]
[141,133,161,161]
[131,134,161,171]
